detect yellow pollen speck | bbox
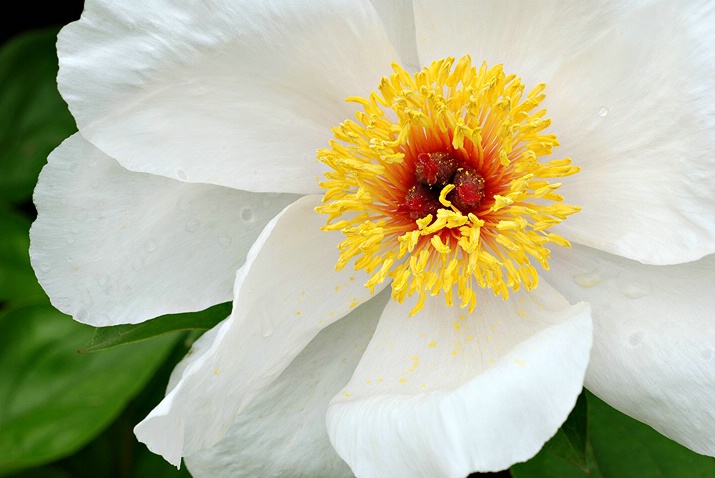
[213,368,220,375]
[317,55,580,315]
[514,359,527,367]
[453,323,461,329]
[344,393,351,397]
[399,377,408,384]
[428,341,437,347]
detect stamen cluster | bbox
[317,56,580,315]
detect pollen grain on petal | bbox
[316,56,579,315]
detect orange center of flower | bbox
[316,56,580,315]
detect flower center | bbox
[317,56,580,315]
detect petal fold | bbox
[184,290,390,478]
[30,134,296,325]
[327,286,592,477]
[134,195,387,464]
[547,244,715,456]
[58,0,399,193]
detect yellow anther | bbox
[318,56,579,315]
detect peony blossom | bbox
[30,1,715,477]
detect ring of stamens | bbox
[317,56,580,316]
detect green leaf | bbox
[587,393,715,478]
[0,27,76,204]
[542,390,588,470]
[80,301,231,353]
[0,304,179,476]
[511,391,715,478]
[0,207,46,302]
[511,443,604,478]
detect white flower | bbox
[30,1,715,477]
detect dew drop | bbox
[176,168,189,181]
[251,168,259,177]
[131,258,144,270]
[260,316,274,338]
[572,271,602,288]
[240,206,254,223]
[598,106,609,117]
[620,283,649,299]
[66,236,75,245]
[218,234,232,249]
[185,219,200,232]
[627,331,643,347]
[144,239,158,252]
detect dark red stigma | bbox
[399,184,442,220]
[448,169,486,211]
[399,152,487,220]
[415,152,458,187]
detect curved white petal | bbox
[369,0,419,71]
[29,134,296,325]
[413,1,648,89]
[58,0,399,194]
[546,1,715,264]
[135,195,388,465]
[184,291,390,478]
[327,287,592,477]
[546,244,715,456]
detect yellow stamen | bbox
[317,56,579,315]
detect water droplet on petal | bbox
[627,331,643,347]
[598,106,609,117]
[176,168,189,181]
[251,168,259,177]
[66,236,75,245]
[185,219,200,232]
[144,239,157,252]
[573,270,602,288]
[619,283,649,299]
[260,316,274,338]
[240,206,254,223]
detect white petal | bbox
[58,0,399,194]
[546,244,715,456]
[134,195,388,465]
[29,134,296,325]
[546,1,715,264]
[369,0,419,71]
[184,290,391,478]
[327,287,592,477]
[413,1,646,88]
